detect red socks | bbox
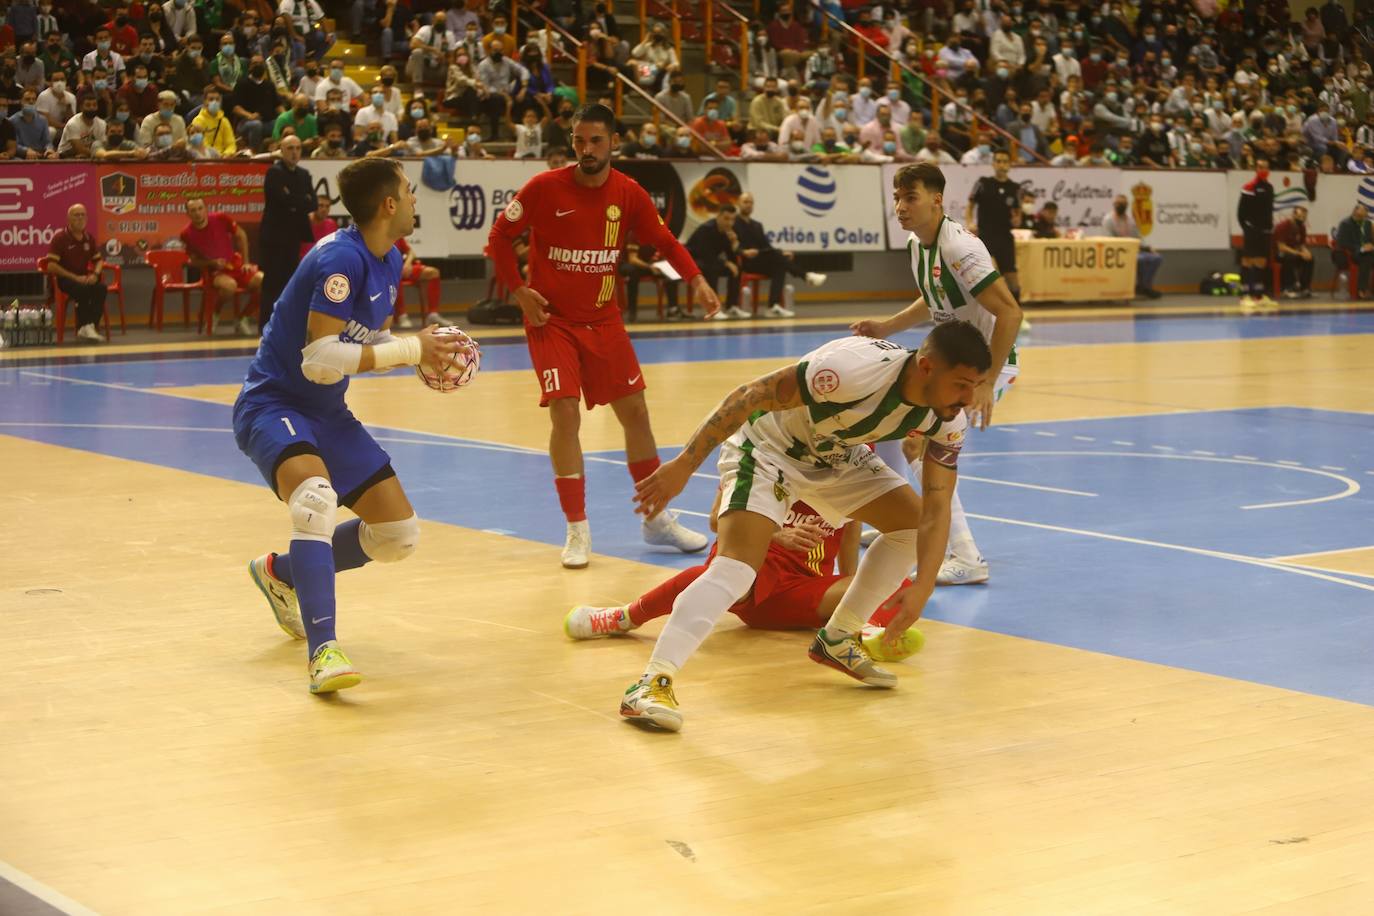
[554,475,586,523]
[627,456,661,483]
[628,565,707,625]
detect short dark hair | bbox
[925,320,992,373]
[338,157,406,224]
[717,203,737,215]
[893,162,946,194]
[571,103,618,132]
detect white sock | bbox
[824,529,919,635]
[947,487,979,561]
[646,555,756,672]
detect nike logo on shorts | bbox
[312,616,332,624]
[556,208,575,217]
[370,292,383,301]
[627,374,641,385]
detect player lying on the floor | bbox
[564,487,926,662]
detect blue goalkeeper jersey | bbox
[239,225,403,413]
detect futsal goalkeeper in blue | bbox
[234,157,464,694]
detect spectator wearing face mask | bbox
[543,102,575,150]
[514,44,556,121]
[778,97,820,150]
[849,78,879,127]
[475,44,522,138]
[307,122,348,159]
[914,134,956,164]
[142,120,186,158]
[1137,116,1172,168]
[1274,204,1315,298]
[620,124,662,158]
[313,59,363,106]
[803,44,836,91]
[765,5,809,76]
[353,84,399,145]
[82,27,126,81]
[185,123,220,158]
[739,127,785,161]
[116,63,158,121]
[313,88,351,139]
[170,36,211,108]
[84,66,117,120]
[749,76,787,133]
[58,92,105,157]
[456,124,494,159]
[92,117,142,159]
[192,85,236,154]
[137,89,184,146]
[991,15,1026,69]
[409,12,455,85]
[483,14,517,58]
[690,102,732,153]
[10,87,54,157]
[960,134,996,165]
[272,92,316,150]
[1302,102,1340,158]
[233,57,284,153]
[656,125,695,159]
[857,98,898,151]
[631,21,679,92]
[653,69,693,125]
[210,33,245,97]
[749,29,780,91]
[444,47,482,120]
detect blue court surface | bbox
[5,310,1374,708]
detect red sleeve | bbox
[627,180,700,284]
[219,213,239,236]
[486,174,540,291]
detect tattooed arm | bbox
[632,364,803,518]
[880,447,958,644]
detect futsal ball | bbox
[416,326,481,393]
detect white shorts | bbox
[872,363,1018,480]
[718,435,909,529]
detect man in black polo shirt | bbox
[1236,156,1275,306]
[965,148,1021,300]
[733,191,827,319]
[686,204,742,319]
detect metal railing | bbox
[808,1,1051,165]
[704,0,751,92]
[515,2,588,105]
[640,0,684,64]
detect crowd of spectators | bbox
[2,0,1372,170]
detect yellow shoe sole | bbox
[862,627,925,663]
[310,671,363,694]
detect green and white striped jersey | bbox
[908,216,1012,364]
[739,336,967,470]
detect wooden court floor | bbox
[5,307,1374,914]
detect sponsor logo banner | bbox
[0,165,99,271]
[744,163,886,251]
[94,163,268,265]
[1123,171,1228,250]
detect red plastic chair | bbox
[42,257,116,343]
[145,249,203,330]
[740,272,767,316]
[196,269,259,335]
[103,263,127,334]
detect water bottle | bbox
[739,284,752,316]
[783,283,796,313]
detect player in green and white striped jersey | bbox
[856,162,1024,587]
[618,322,992,731]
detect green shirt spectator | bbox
[274,107,318,141]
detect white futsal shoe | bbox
[562,520,591,569]
[764,303,796,318]
[804,271,827,286]
[936,554,989,586]
[76,323,102,342]
[248,553,305,639]
[564,605,636,639]
[620,673,683,731]
[642,510,709,553]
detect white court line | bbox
[966,450,1360,511]
[1233,455,1258,461]
[1192,450,1217,456]
[1072,435,1096,442]
[0,860,100,916]
[1111,440,1135,446]
[1034,431,1057,437]
[1321,465,1347,472]
[965,512,1374,595]
[959,475,1096,497]
[1268,560,1374,581]
[0,421,230,434]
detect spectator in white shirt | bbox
[313,59,364,106]
[353,85,399,144]
[849,78,878,126]
[990,16,1026,68]
[58,93,106,158]
[857,99,897,150]
[160,0,199,42]
[778,98,821,150]
[739,127,786,161]
[376,64,404,117]
[937,37,977,78]
[1052,45,1081,83]
[36,76,75,131]
[81,29,125,81]
[408,12,455,84]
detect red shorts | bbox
[208,262,258,290]
[733,572,839,630]
[526,318,645,409]
[403,261,426,283]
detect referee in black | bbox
[1237,155,1275,302]
[965,148,1021,300]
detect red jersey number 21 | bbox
[542,369,561,393]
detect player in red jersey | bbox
[180,198,263,336]
[563,492,922,661]
[486,104,722,569]
[391,236,443,328]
